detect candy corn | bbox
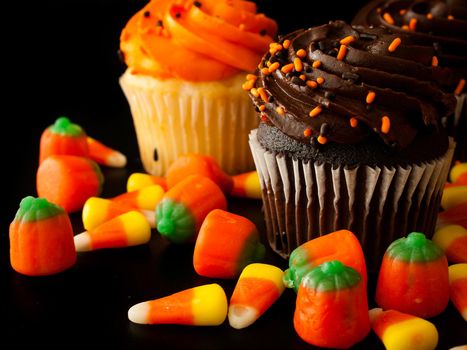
[283,229,367,292]
[375,232,449,318]
[432,225,467,263]
[39,116,89,164]
[9,196,76,276]
[193,209,265,278]
[437,202,467,229]
[228,263,285,329]
[128,283,227,326]
[82,197,155,230]
[156,175,227,243]
[36,155,103,213]
[369,308,438,350]
[230,171,262,199]
[450,162,467,183]
[87,136,127,168]
[441,185,467,210]
[126,172,167,192]
[294,260,370,348]
[74,211,151,251]
[110,184,165,211]
[449,263,467,321]
[166,153,233,194]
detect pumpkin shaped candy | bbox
[294,260,370,349]
[39,116,89,164]
[375,232,449,318]
[9,196,77,276]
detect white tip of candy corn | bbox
[368,308,383,323]
[141,209,156,228]
[74,232,92,252]
[228,305,258,329]
[449,346,467,350]
[107,152,127,168]
[128,301,150,324]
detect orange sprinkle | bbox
[261,67,270,75]
[303,128,312,137]
[381,116,391,134]
[409,18,417,31]
[366,91,376,104]
[388,37,401,52]
[312,60,322,68]
[350,117,358,128]
[299,74,306,81]
[337,45,347,61]
[306,80,318,89]
[268,62,280,73]
[402,25,409,30]
[276,106,285,116]
[432,56,439,67]
[283,39,291,49]
[454,79,466,96]
[242,81,254,91]
[317,135,328,144]
[399,9,407,15]
[250,88,259,98]
[383,12,395,25]
[340,35,356,45]
[281,63,294,73]
[309,106,322,118]
[259,105,266,112]
[427,13,433,20]
[269,42,278,48]
[260,114,268,122]
[294,58,303,72]
[296,49,307,58]
[316,77,325,85]
[448,15,454,20]
[257,87,269,102]
[266,61,272,67]
[246,74,257,81]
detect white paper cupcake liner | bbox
[120,70,257,176]
[249,129,455,269]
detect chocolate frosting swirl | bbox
[247,20,455,149]
[352,0,467,89]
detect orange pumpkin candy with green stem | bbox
[375,232,449,318]
[156,174,227,243]
[294,260,370,348]
[39,116,89,164]
[9,196,77,276]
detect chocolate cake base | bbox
[249,129,455,270]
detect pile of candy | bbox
[8,116,467,349]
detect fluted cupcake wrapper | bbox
[249,129,455,269]
[119,70,257,176]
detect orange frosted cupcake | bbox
[119,0,277,175]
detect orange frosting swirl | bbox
[120,0,277,81]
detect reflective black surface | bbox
[4,1,466,348]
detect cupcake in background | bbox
[119,0,277,176]
[246,20,456,268]
[352,0,467,161]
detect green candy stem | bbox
[49,116,85,137]
[15,196,65,222]
[283,246,310,293]
[301,260,361,292]
[156,199,195,244]
[386,232,444,262]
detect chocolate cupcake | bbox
[246,20,456,268]
[352,0,467,161]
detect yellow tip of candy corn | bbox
[441,186,467,210]
[450,163,467,183]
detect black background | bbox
[3,1,467,349]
